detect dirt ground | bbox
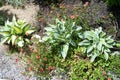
[0,3,39,27]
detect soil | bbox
[0,3,39,27]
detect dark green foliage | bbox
[0,0,5,6]
[0,15,6,26]
[70,59,107,80]
[107,54,120,78]
[106,0,120,6]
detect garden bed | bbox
[0,0,120,80]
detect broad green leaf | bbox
[107,39,114,44]
[61,43,69,59]
[12,16,18,26]
[23,25,30,32]
[25,30,35,35]
[11,35,17,45]
[84,31,93,40]
[104,51,109,60]
[1,37,9,44]
[116,43,120,47]
[0,31,10,36]
[66,34,71,38]
[90,54,97,62]
[70,40,76,47]
[101,39,113,48]
[25,39,30,43]
[100,32,106,37]
[13,26,22,34]
[87,46,94,53]
[76,26,82,31]
[78,40,90,46]
[44,27,54,32]
[97,42,102,51]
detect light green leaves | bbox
[61,43,69,59]
[44,18,82,59]
[78,27,115,62]
[0,16,35,48]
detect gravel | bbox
[0,43,36,80]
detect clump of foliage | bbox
[106,0,120,6]
[0,16,35,48]
[70,59,108,80]
[78,27,115,62]
[0,15,6,26]
[106,54,120,78]
[44,18,82,59]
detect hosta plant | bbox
[44,19,82,59]
[0,16,35,48]
[78,27,115,62]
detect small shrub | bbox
[0,16,35,48]
[43,18,82,59]
[70,59,107,80]
[78,27,115,62]
[106,54,120,78]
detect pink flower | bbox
[70,15,75,19]
[15,58,18,63]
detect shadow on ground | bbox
[0,9,14,26]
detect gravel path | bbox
[0,44,36,80]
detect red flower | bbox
[59,4,64,8]
[29,67,33,71]
[83,2,89,7]
[43,57,47,61]
[102,71,106,75]
[29,45,33,51]
[66,5,70,8]
[33,48,38,53]
[15,58,18,63]
[39,68,44,73]
[107,77,111,80]
[70,15,75,19]
[27,60,32,64]
[57,13,60,18]
[38,17,43,22]
[48,66,55,71]
[36,55,40,59]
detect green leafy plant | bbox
[78,27,115,62]
[43,18,82,59]
[106,54,120,78]
[106,0,120,6]
[0,16,35,48]
[70,59,108,80]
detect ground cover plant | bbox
[0,16,35,48]
[0,0,120,80]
